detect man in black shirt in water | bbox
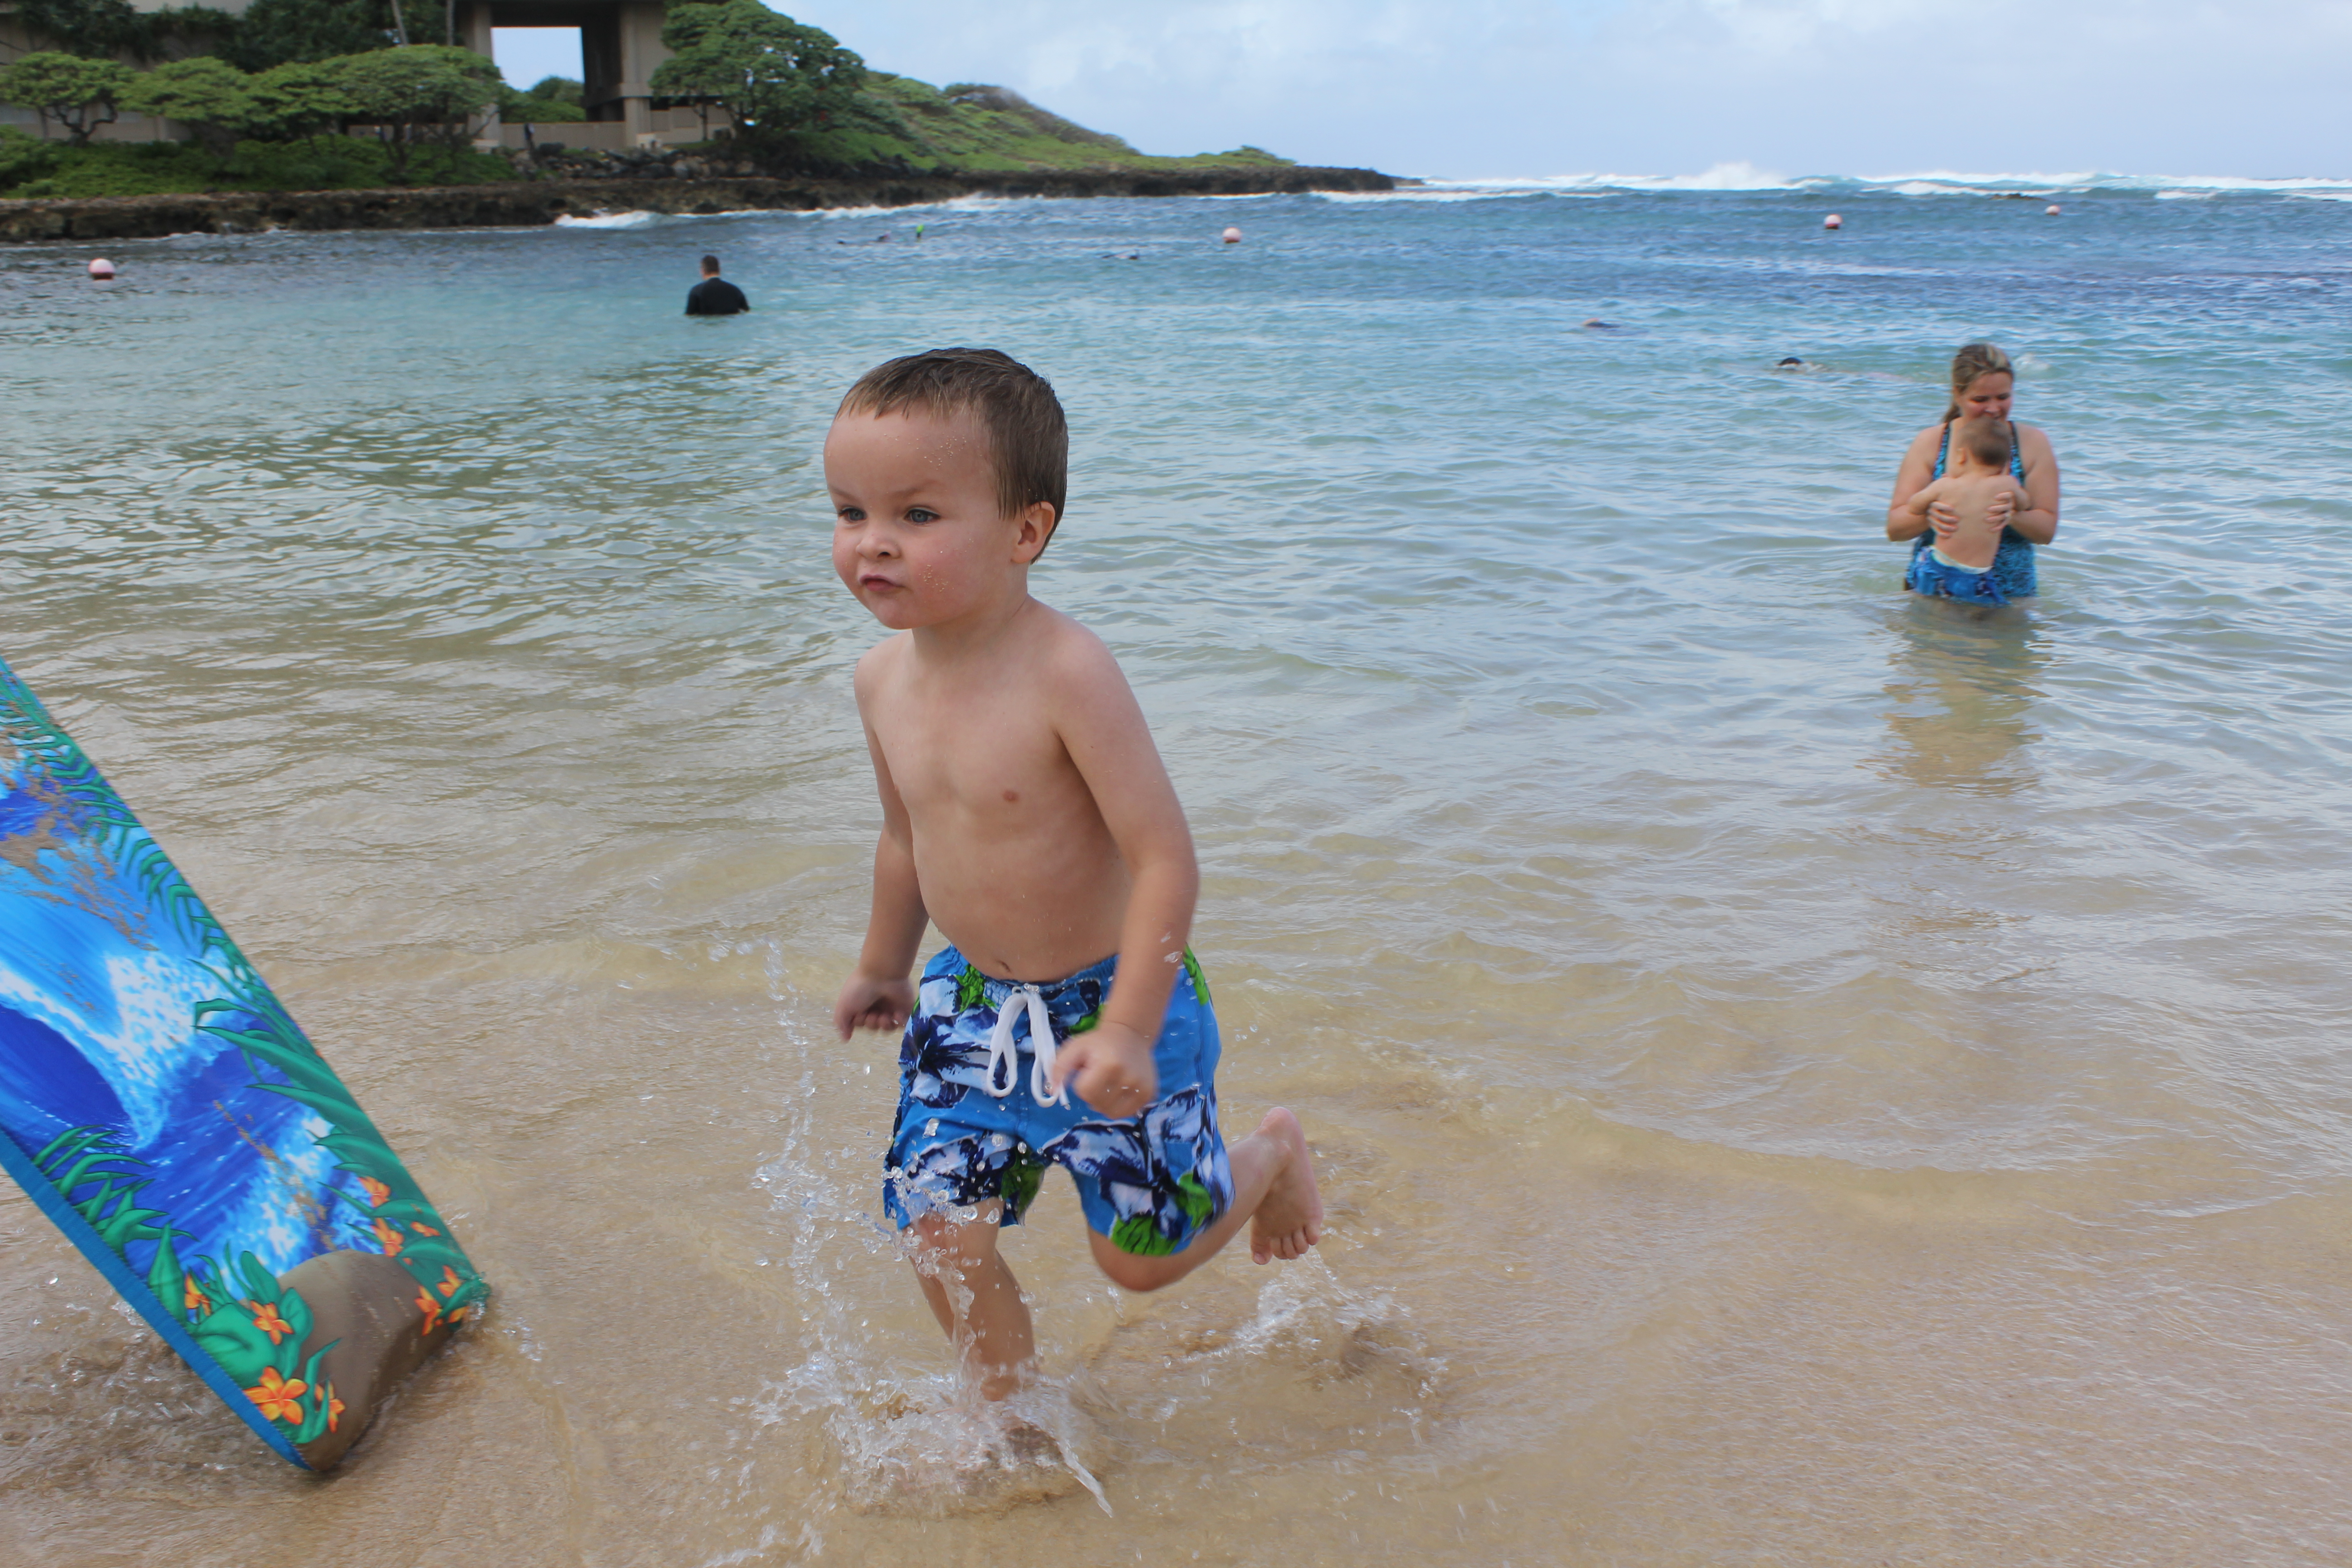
[685,254,750,316]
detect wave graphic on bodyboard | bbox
[0,655,485,1470]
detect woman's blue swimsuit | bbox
[1906,422,2036,599]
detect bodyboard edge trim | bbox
[0,1129,312,1470]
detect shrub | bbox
[0,125,66,191]
[10,0,147,57]
[221,0,399,72]
[0,133,517,197]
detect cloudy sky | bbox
[495,0,2351,179]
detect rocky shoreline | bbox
[0,165,1394,244]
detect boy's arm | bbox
[1902,477,1965,545]
[834,673,930,1040]
[1044,632,1198,1119]
[1901,477,1945,518]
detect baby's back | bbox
[1936,472,2022,571]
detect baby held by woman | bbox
[1901,416,2029,606]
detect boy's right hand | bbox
[834,973,915,1041]
[1053,1020,1159,1120]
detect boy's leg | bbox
[907,1200,1035,1400]
[1086,1107,1322,1294]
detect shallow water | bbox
[2,180,2349,1566]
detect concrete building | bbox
[463,0,719,151]
[0,0,723,150]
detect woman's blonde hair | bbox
[1944,341,2014,421]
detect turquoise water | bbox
[1,181,2348,1563]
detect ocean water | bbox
[1,174,2348,1565]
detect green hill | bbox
[793,76,1290,173]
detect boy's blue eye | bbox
[906,509,938,524]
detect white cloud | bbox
[783,0,2352,177]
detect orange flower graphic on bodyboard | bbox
[0,655,489,1470]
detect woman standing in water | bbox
[1886,342,2062,599]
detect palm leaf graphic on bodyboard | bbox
[0,654,486,1470]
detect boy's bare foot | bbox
[1248,1107,1323,1264]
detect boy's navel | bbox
[1003,789,1019,803]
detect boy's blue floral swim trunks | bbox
[883,945,1233,1257]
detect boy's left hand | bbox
[1054,1020,1158,1120]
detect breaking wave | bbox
[1334,165,2352,201]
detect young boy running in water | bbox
[827,348,1323,1398]
[1901,415,2030,606]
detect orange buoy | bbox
[1221,226,1242,244]
[87,257,116,278]
[2046,204,2062,215]
[1823,213,1842,230]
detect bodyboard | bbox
[0,654,486,1470]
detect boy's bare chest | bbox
[874,687,1073,815]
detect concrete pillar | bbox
[618,0,668,143]
[461,1,501,147]
[460,0,495,57]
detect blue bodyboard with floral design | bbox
[0,654,485,1470]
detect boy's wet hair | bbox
[1955,414,2009,470]
[838,348,1068,542]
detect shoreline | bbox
[0,166,1394,244]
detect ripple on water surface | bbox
[1,188,2349,1563]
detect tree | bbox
[330,44,498,180]
[498,87,585,124]
[223,0,397,73]
[247,59,356,139]
[122,55,258,157]
[0,53,134,146]
[649,1,864,152]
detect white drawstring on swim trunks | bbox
[982,983,1068,1107]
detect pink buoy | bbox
[87,257,115,278]
[1221,226,1242,244]
[2045,203,2062,216]
[1822,213,1842,230]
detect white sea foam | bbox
[552,209,666,229]
[1388,167,2352,199]
[1314,185,1609,203]
[1404,161,1798,196]
[549,207,785,229]
[809,192,1013,218]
